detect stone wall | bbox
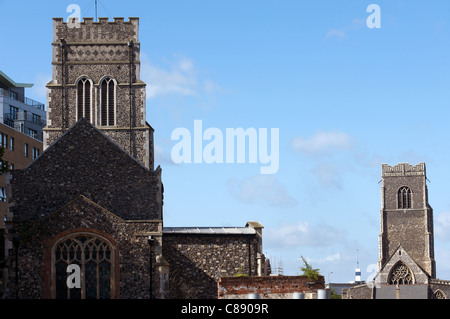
[4,195,162,299]
[3,119,164,299]
[162,233,262,299]
[8,119,162,222]
[218,276,325,299]
[342,284,373,299]
[379,162,435,279]
[45,17,153,169]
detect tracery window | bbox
[53,233,114,299]
[397,186,412,209]
[77,77,92,122]
[389,262,413,285]
[100,77,116,126]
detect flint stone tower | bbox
[342,162,450,299]
[377,162,436,283]
[45,17,153,169]
[2,17,268,299]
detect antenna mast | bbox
[95,0,98,21]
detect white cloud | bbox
[265,221,347,249]
[227,175,296,207]
[311,162,342,189]
[326,29,346,39]
[28,73,51,102]
[140,53,223,101]
[291,130,354,155]
[154,143,175,165]
[141,53,198,98]
[435,212,450,241]
[307,253,342,263]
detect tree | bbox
[0,147,8,175]
[299,256,321,281]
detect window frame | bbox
[76,76,94,123]
[99,76,117,127]
[397,186,412,209]
[51,232,116,299]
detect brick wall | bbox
[218,275,325,299]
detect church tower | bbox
[45,17,154,169]
[377,162,436,284]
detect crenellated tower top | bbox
[52,17,139,43]
[45,17,154,170]
[382,162,426,177]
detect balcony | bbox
[0,87,45,111]
[3,112,46,141]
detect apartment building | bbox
[0,71,45,228]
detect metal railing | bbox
[0,88,45,111]
[1,113,45,141]
[4,112,46,127]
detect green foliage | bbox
[0,147,8,175]
[299,256,321,281]
[330,288,341,299]
[233,266,247,277]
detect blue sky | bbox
[1,0,450,283]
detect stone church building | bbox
[2,17,268,299]
[343,163,450,299]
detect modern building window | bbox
[8,91,18,100]
[24,143,28,157]
[0,187,6,202]
[398,186,412,209]
[100,77,115,126]
[1,133,7,148]
[52,233,115,299]
[32,147,39,159]
[10,137,14,151]
[28,128,38,139]
[9,106,18,120]
[9,163,13,170]
[77,77,92,122]
[32,113,41,124]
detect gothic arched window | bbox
[100,77,116,126]
[52,233,115,299]
[389,262,413,285]
[77,77,92,122]
[398,186,412,209]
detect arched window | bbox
[100,77,116,126]
[389,262,413,285]
[398,186,412,209]
[53,233,115,299]
[76,77,92,122]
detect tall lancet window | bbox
[398,186,412,209]
[100,77,116,126]
[77,77,92,122]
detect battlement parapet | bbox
[382,162,426,177]
[52,17,139,44]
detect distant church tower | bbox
[376,163,436,285]
[45,17,154,169]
